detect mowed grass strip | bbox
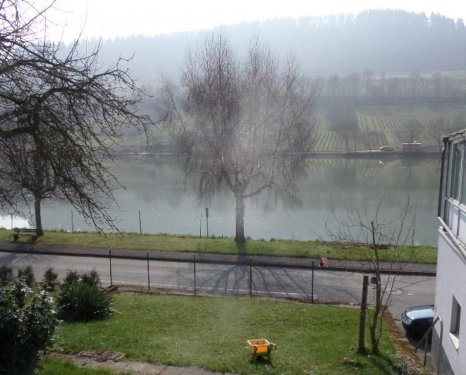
[55,294,398,375]
[0,228,437,263]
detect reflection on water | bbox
[1,157,441,245]
[0,215,30,229]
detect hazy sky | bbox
[50,0,466,41]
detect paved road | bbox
[0,251,435,322]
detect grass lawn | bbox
[0,228,437,264]
[55,293,400,375]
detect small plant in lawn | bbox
[57,270,113,322]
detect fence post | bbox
[109,249,113,286]
[199,213,202,238]
[249,259,253,298]
[193,255,197,295]
[71,210,74,233]
[139,210,142,235]
[146,252,150,290]
[311,261,315,304]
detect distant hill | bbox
[92,9,466,154]
[89,9,466,83]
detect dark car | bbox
[401,305,434,338]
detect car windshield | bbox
[406,306,434,319]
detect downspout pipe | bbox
[438,137,448,219]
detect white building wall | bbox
[434,230,466,374]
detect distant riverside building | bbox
[401,142,422,152]
[435,129,466,374]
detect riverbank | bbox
[0,229,437,264]
[114,149,441,160]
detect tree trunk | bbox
[358,275,369,354]
[370,274,382,353]
[234,192,245,242]
[34,196,43,237]
[369,221,381,353]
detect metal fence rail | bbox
[106,251,319,302]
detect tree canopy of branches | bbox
[0,0,152,232]
[160,34,316,242]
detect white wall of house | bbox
[434,229,466,374]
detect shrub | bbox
[63,270,80,285]
[42,267,59,291]
[0,276,58,375]
[0,265,13,286]
[81,269,100,287]
[17,265,36,287]
[57,270,113,322]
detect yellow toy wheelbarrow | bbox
[247,338,277,363]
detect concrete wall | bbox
[432,330,455,375]
[434,230,466,374]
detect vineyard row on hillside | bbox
[313,104,466,151]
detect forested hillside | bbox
[97,9,466,153]
[94,9,466,81]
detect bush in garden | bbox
[16,265,36,287]
[80,269,100,287]
[0,275,58,375]
[42,267,59,291]
[0,265,13,286]
[63,270,80,285]
[57,270,113,322]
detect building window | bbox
[450,297,461,348]
[450,143,462,201]
[441,139,466,231]
[439,133,466,240]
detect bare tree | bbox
[159,34,317,242]
[362,132,376,152]
[404,118,422,145]
[362,70,374,97]
[0,137,51,235]
[325,197,416,353]
[409,72,424,97]
[0,0,153,233]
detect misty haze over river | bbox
[1,156,440,246]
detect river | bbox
[1,156,441,245]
